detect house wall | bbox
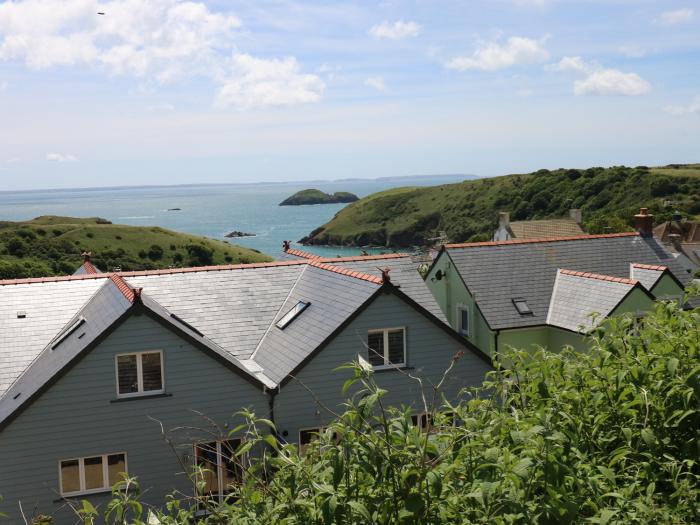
[274,292,492,444]
[425,253,495,355]
[611,288,654,316]
[0,314,268,524]
[497,327,588,363]
[650,274,684,301]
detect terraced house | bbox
[425,210,689,357]
[0,253,490,523]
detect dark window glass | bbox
[276,301,310,329]
[195,442,219,496]
[512,298,533,315]
[387,329,404,365]
[367,332,385,366]
[141,352,163,392]
[220,440,242,493]
[60,459,80,494]
[460,308,469,334]
[84,456,104,490]
[117,354,138,395]
[107,453,126,486]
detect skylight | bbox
[276,301,310,329]
[51,317,86,350]
[512,298,533,316]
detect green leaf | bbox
[641,428,657,447]
[667,357,679,375]
[348,501,371,521]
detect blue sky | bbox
[0,0,698,190]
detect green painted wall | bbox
[650,274,684,301]
[612,287,655,317]
[425,252,495,354]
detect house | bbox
[653,212,700,273]
[492,209,585,241]
[425,209,688,357]
[0,255,490,523]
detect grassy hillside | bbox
[0,216,271,279]
[301,164,700,247]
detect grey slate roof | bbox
[445,233,689,331]
[546,270,638,332]
[0,278,106,397]
[253,265,381,384]
[630,264,665,291]
[0,279,132,424]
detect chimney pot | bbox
[668,233,682,251]
[282,240,291,252]
[380,267,391,284]
[81,251,92,262]
[634,207,654,236]
[498,212,510,228]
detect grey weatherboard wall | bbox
[0,313,268,524]
[274,292,492,443]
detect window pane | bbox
[220,440,242,492]
[117,354,138,394]
[195,442,219,495]
[460,309,469,333]
[60,460,81,494]
[141,352,163,392]
[387,330,404,365]
[84,456,104,490]
[107,454,126,486]
[367,332,384,366]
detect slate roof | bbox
[443,233,689,331]
[508,218,586,239]
[546,269,641,332]
[630,263,667,291]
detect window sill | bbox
[53,488,113,502]
[372,366,414,374]
[110,392,172,403]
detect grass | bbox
[0,216,271,279]
[301,164,700,247]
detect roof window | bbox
[51,317,86,350]
[512,298,533,316]
[276,301,310,330]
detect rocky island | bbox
[279,189,359,206]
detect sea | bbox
[0,175,473,258]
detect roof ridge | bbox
[510,217,579,224]
[559,268,639,286]
[445,231,639,249]
[82,261,99,275]
[0,260,309,286]
[109,274,137,303]
[284,248,322,260]
[631,262,668,271]
[318,253,410,263]
[308,260,383,285]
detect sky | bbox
[0,0,699,190]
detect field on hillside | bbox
[0,216,271,279]
[301,164,700,247]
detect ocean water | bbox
[0,176,470,258]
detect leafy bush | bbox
[148,244,164,261]
[69,299,698,524]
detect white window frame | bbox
[193,438,245,503]
[456,303,470,336]
[115,350,165,398]
[367,327,406,370]
[58,452,128,497]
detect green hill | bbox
[280,189,359,205]
[0,216,271,279]
[300,164,700,247]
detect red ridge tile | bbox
[308,261,383,285]
[631,263,667,271]
[559,268,638,286]
[446,232,639,249]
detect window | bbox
[299,427,339,454]
[512,298,533,315]
[411,413,434,433]
[367,328,406,368]
[457,304,469,336]
[276,301,311,329]
[59,453,127,496]
[194,439,243,503]
[411,412,455,433]
[115,351,164,397]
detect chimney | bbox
[380,267,391,284]
[668,233,682,252]
[569,208,582,224]
[498,212,510,229]
[81,251,92,262]
[282,240,291,252]
[634,208,654,237]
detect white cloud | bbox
[364,76,386,91]
[214,54,325,110]
[665,95,700,115]
[446,36,549,71]
[0,1,323,109]
[369,20,422,40]
[553,56,650,96]
[46,152,77,162]
[659,8,694,26]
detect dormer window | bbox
[512,298,533,315]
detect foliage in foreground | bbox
[59,301,700,523]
